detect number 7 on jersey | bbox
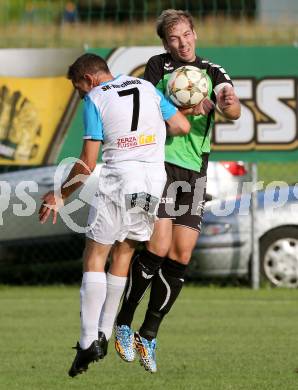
[117,87,140,132]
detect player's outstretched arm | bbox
[166,111,190,136]
[39,140,101,224]
[60,139,101,199]
[216,86,241,120]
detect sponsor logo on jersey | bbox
[164,62,174,71]
[116,133,156,149]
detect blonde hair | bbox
[156,9,194,40]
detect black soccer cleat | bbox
[98,331,108,357]
[68,339,103,378]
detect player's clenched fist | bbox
[217,86,238,110]
[216,86,241,119]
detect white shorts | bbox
[86,161,166,245]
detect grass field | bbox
[1,285,298,390]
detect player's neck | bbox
[99,72,114,84]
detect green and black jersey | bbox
[144,53,233,172]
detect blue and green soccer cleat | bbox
[114,325,135,362]
[134,332,157,373]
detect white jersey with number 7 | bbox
[83,74,177,164]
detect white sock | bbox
[80,271,107,349]
[98,272,127,340]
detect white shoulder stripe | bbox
[202,61,230,78]
[213,82,233,95]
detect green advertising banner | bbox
[57,46,298,163]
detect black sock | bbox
[116,249,164,327]
[139,257,187,340]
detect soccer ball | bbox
[166,65,209,108]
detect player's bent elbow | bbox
[80,157,97,173]
[172,121,190,136]
[177,114,191,135]
[181,121,191,135]
[87,162,97,172]
[166,112,190,135]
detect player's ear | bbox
[193,30,197,40]
[83,74,93,86]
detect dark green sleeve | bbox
[144,55,164,88]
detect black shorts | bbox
[157,154,209,232]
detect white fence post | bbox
[251,162,260,289]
